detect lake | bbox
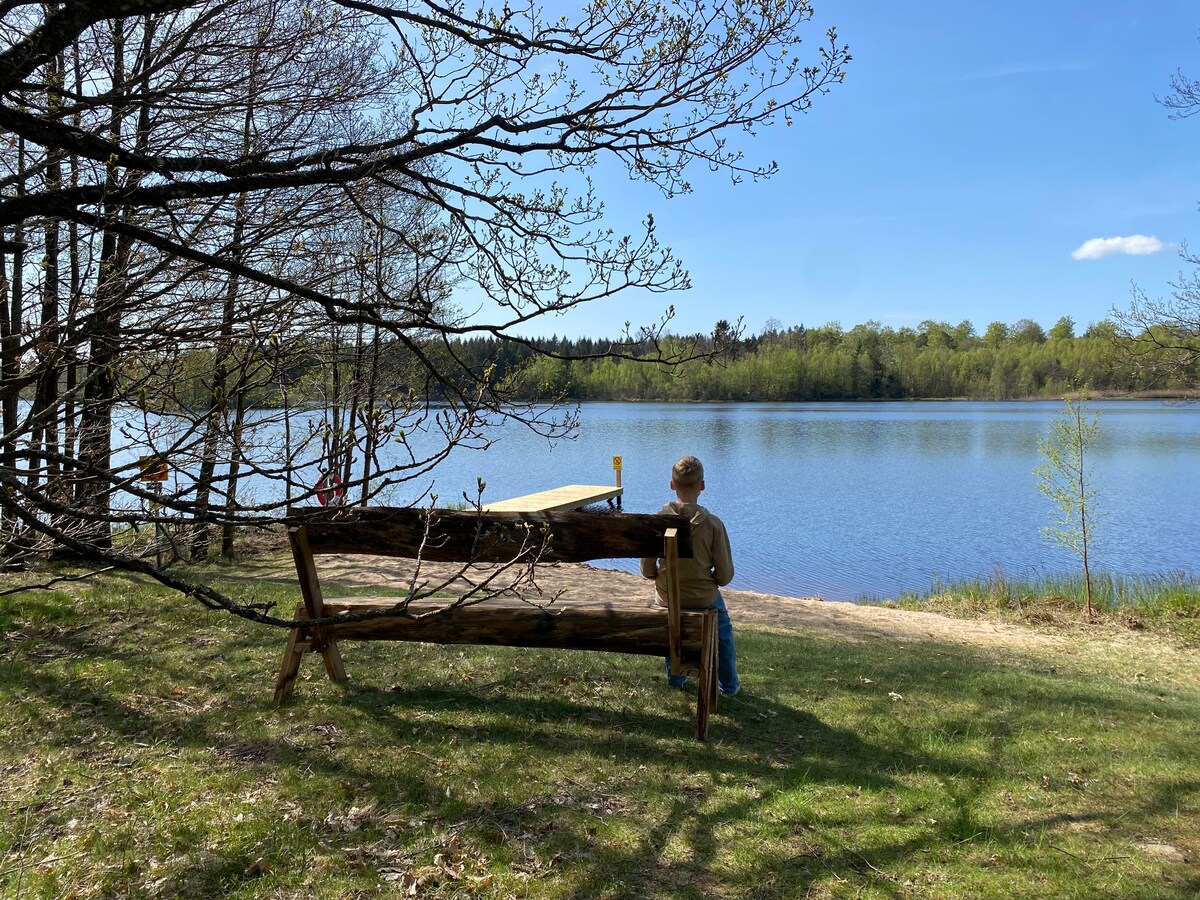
[391,400,1199,600]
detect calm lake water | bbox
[392,401,1199,600]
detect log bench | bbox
[274,507,720,739]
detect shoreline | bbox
[307,554,1069,653]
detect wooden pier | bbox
[482,484,623,512]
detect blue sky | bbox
[517,0,1200,340]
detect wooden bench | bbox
[274,507,721,739]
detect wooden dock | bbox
[482,484,623,512]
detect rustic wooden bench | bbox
[274,507,721,739]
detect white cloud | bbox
[1071,235,1165,261]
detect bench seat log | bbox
[275,507,719,739]
[289,596,711,657]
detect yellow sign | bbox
[612,455,623,471]
[139,455,169,482]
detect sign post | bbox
[139,455,169,567]
[612,455,623,507]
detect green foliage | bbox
[1035,396,1104,616]
[1012,318,1048,345]
[501,354,572,400]
[1049,315,1076,341]
[440,317,1186,403]
[2,566,1199,897]
[983,320,1010,348]
[121,316,1192,408]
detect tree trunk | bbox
[219,387,247,558]
[74,18,153,550]
[0,235,26,536]
[2,138,29,543]
[193,54,257,558]
[340,318,364,496]
[62,40,84,478]
[189,281,233,560]
[359,326,381,505]
[74,25,127,549]
[31,47,65,491]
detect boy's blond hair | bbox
[671,455,704,488]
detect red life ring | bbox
[316,473,344,506]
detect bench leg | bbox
[272,625,307,707]
[272,630,349,707]
[695,610,718,740]
[707,612,719,715]
[272,602,350,707]
[320,640,348,682]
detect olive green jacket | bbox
[640,501,735,609]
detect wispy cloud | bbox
[945,61,1088,82]
[1071,235,1165,261]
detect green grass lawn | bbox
[2,563,1198,898]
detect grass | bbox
[877,571,1200,646]
[1,561,1198,898]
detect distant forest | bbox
[455,315,1190,402]
[141,314,1190,411]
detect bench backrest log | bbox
[285,506,693,564]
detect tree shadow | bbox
[3,594,1197,897]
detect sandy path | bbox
[304,556,1067,653]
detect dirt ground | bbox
[308,556,1068,653]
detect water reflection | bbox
[400,401,1197,600]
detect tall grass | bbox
[876,570,1200,643]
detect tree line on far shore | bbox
[129,312,1194,412]
[471,315,1195,402]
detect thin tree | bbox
[1034,394,1103,618]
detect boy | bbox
[640,455,740,695]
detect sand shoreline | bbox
[308,555,1067,652]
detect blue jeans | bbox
[665,592,740,694]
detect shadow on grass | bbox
[334,674,1200,897]
[3,588,1198,897]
